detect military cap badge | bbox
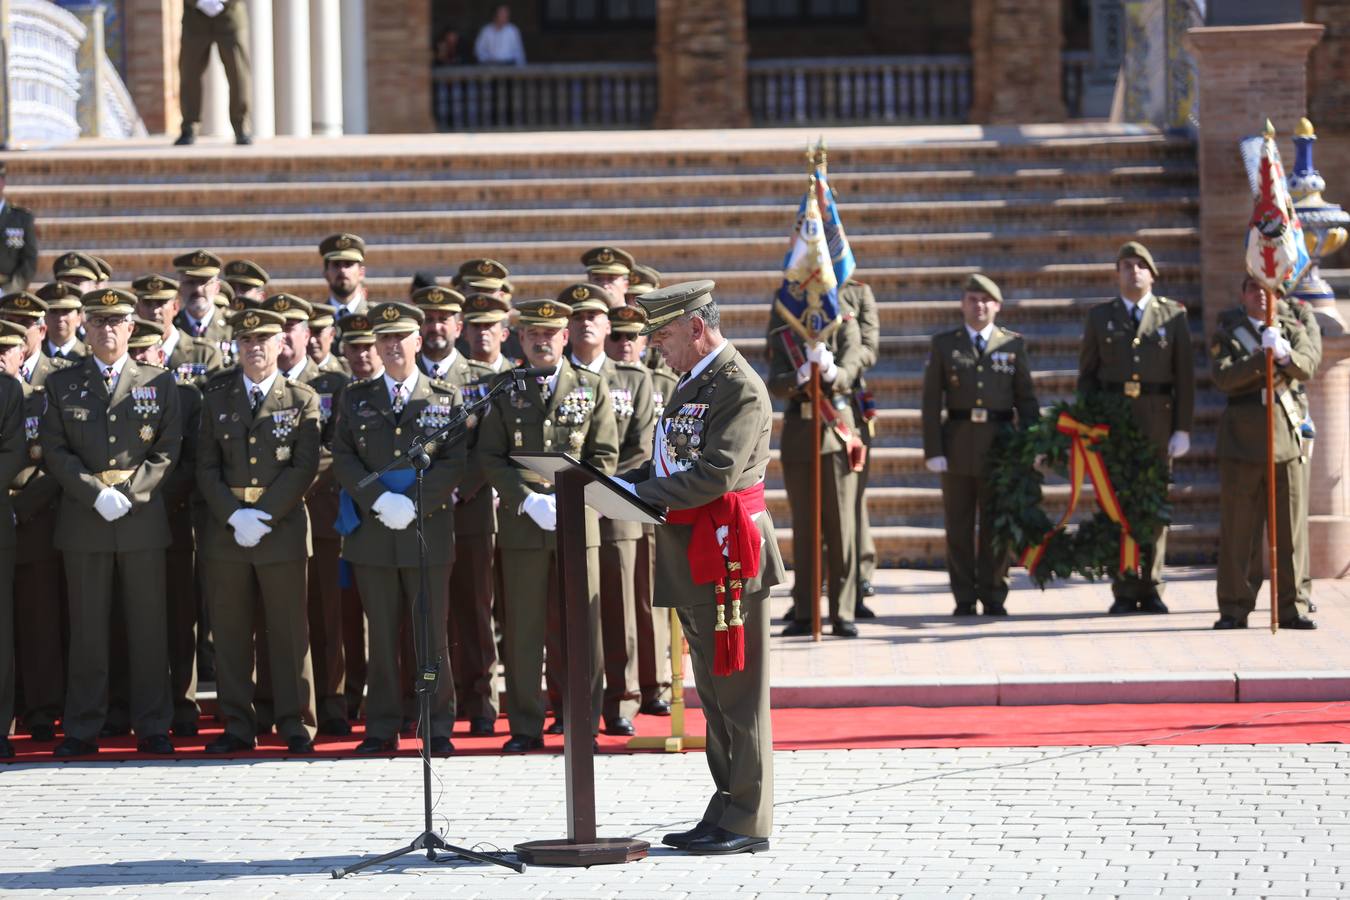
[382,305,401,321]
[100,291,118,306]
[477,261,494,275]
[571,286,590,301]
[193,251,209,266]
[336,235,352,250]
[13,296,29,309]
[243,313,260,329]
[146,277,163,293]
[350,316,370,331]
[428,288,444,303]
[273,297,290,312]
[538,303,556,318]
[597,249,614,264]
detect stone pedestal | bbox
[653,0,749,129]
[970,0,1065,124]
[1184,23,1324,337]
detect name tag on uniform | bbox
[970,408,988,423]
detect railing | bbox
[7,0,85,146]
[748,55,971,125]
[433,62,658,131]
[1062,50,1092,119]
[99,62,146,139]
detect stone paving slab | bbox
[1,743,1346,898]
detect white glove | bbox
[807,343,839,383]
[227,508,273,547]
[196,0,225,16]
[371,491,417,530]
[1262,326,1293,364]
[1167,431,1190,459]
[93,487,133,522]
[795,360,813,387]
[520,491,557,531]
[613,478,637,496]
[925,456,948,473]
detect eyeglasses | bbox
[86,316,130,329]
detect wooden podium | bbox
[510,452,664,867]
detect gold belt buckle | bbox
[970,408,988,423]
[1123,382,1141,399]
[96,469,134,487]
[230,486,266,504]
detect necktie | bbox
[1131,305,1143,328]
[538,378,551,405]
[250,386,264,414]
[103,367,115,392]
[973,334,986,356]
[392,384,405,414]
[20,365,30,384]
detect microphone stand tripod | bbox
[333,369,531,878]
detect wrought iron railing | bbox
[748,55,972,125]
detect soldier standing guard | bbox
[0,319,33,758]
[921,274,1040,615]
[331,302,467,755]
[1077,242,1195,614]
[175,0,253,146]
[839,277,880,611]
[478,298,619,752]
[41,288,182,757]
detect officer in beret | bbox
[172,250,234,362]
[922,274,1040,616]
[41,288,183,757]
[0,163,38,294]
[39,281,88,363]
[583,246,636,307]
[320,233,369,316]
[2,292,71,387]
[223,259,270,306]
[0,318,39,756]
[331,302,468,755]
[52,252,101,295]
[197,309,321,753]
[1078,241,1195,614]
[133,274,225,387]
[306,308,349,376]
[478,298,619,751]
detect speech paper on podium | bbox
[511,452,666,525]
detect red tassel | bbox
[714,629,732,676]
[725,579,746,674]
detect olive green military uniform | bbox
[164,376,204,732]
[179,0,252,137]
[636,352,678,707]
[1283,299,1321,610]
[0,372,30,742]
[175,306,234,364]
[166,327,226,387]
[0,195,38,293]
[41,349,182,743]
[331,367,467,743]
[1077,294,1195,605]
[921,323,1040,611]
[1211,304,1316,623]
[766,307,866,625]
[478,356,619,740]
[840,280,880,586]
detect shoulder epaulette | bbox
[203,370,237,393]
[614,360,646,374]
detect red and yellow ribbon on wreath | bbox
[1020,413,1141,576]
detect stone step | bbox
[36,198,1199,248]
[11,165,1200,216]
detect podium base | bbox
[513,838,650,867]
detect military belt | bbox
[230,486,267,504]
[1102,381,1172,398]
[947,408,1014,424]
[95,469,136,487]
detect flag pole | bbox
[810,360,823,641]
[1265,287,1279,635]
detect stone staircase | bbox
[8,127,1208,568]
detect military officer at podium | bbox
[478,298,618,752]
[1078,242,1195,614]
[922,274,1039,616]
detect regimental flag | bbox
[814,166,856,288]
[1240,122,1310,295]
[776,174,841,342]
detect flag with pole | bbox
[775,142,844,343]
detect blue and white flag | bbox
[814,169,856,287]
[775,176,841,341]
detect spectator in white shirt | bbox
[475,4,526,66]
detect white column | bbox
[273,0,312,136]
[309,0,344,135]
[247,0,276,139]
[339,0,368,134]
[201,47,231,137]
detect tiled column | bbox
[654,0,749,129]
[970,0,1065,123]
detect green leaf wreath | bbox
[987,392,1172,588]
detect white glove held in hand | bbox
[925,456,948,474]
[371,491,417,530]
[1262,326,1293,364]
[196,0,225,16]
[227,508,273,547]
[1167,431,1190,459]
[94,487,133,522]
[795,360,812,387]
[807,343,839,383]
[520,492,557,531]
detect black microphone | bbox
[512,366,557,379]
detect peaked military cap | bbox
[320,232,366,263]
[173,249,223,278]
[370,301,424,335]
[963,273,1003,304]
[230,307,286,338]
[82,287,138,315]
[262,293,314,322]
[215,280,234,307]
[636,279,716,335]
[223,259,270,287]
[0,318,27,347]
[35,281,84,310]
[458,258,510,291]
[132,273,180,303]
[608,304,647,335]
[581,246,635,276]
[515,299,571,329]
[1117,241,1158,278]
[338,312,377,345]
[462,292,510,325]
[0,291,48,319]
[558,282,610,314]
[91,256,114,282]
[128,317,167,350]
[53,251,101,282]
[412,285,465,313]
[227,291,261,313]
[309,308,336,330]
[625,263,662,297]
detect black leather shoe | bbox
[428,736,455,755]
[137,734,175,755]
[28,724,55,742]
[205,733,255,754]
[468,716,496,736]
[1137,593,1169,614]
[780,619,811,637]
[831,620,859,638]
[1108,597,1137,615]
[604,716,635,736]
[318,718,352,737]
[953,603,978,616]
[53,737,97,758]
[1307,599,1318,613]
[1213,615,1248,630]
[855,600,877,618]
[502,734,544,753]
[286,735,315,754]
[545,718,565,735]
[100,722,131,737]
[0,737,14,759]
[684,826,769,855]
[982,603,1009,617]
[173,128,196,146]
[663,821,717,849]
[234,131,252,146]
[172,721,199,738]
[860,579,876,599]
[639,699,671,716]
[1280,615,1318,630]
[354,736,398,754]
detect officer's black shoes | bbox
[982,603,1009,617]
[172,721,199,738]
[0,737,14,759]
[205,733,255,754]
[502,734,544,753]
[1213,615,1248,630]
[354,736,399,754]
[953,603,978,616]
[468,716,496,736]
[136,734,175,755]
[831,620,859,638]
[855,600,877,618]
[173,127,196,146]
[639,699,671,716]
[779,619,811,637]
[286,736,315,754]
[428,736,455,755]
[662,821,716,849]
[28,724,55,742]
[1279,615,1318,630]
[860,579,876,599]
[545,717,565,735]
[1108,597,1137,614]
[53,737,97,758]
[604,716,636,736]
[234,130,252,146]
[1137,593,1169,614]
[318,718,352,737]
[685,826,769,855]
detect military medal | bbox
[276,445,292,461]
[139,424,155,443]
[514,428,523,448]
[569,430,584,451]
[318,394,333,424]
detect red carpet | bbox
[6,702,1347,763]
